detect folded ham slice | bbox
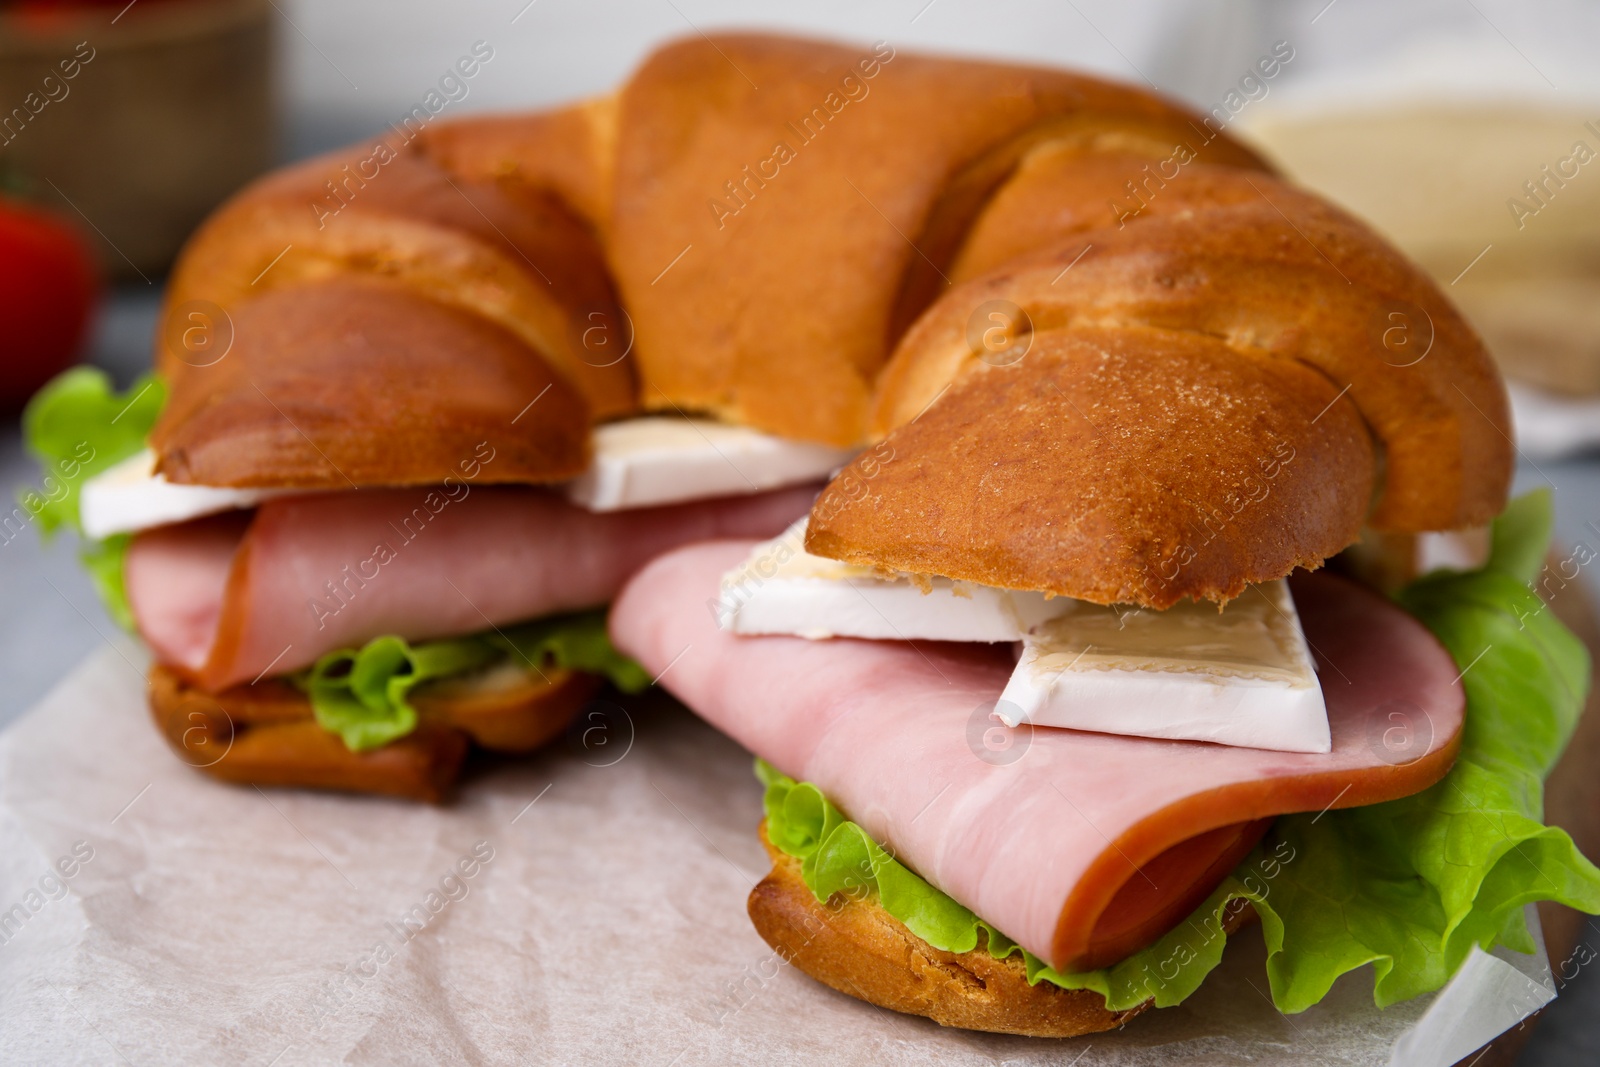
[610,541,1466,973]
[127,486,816,691]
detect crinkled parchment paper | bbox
[0,644,1554,1065]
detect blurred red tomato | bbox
[0,198,98,411]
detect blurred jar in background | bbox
[1236,10,1600,409]
[0,0,276,281]
[1245,100,1600,400]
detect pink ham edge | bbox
[609,540,1467,972]
[124,513,251,677]
[127,485,818,689]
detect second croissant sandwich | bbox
[21,62,866,800]
[603,33,1600,1040]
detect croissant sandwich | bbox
[20,46,870,801]
[602,35,1600,1038]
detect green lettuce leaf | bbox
[758,489,1600,1013]
[20,367,165,536]
[1485,488,1554,585]
[300,611,649,751]
[80,534,137,631]
[304,635,499,751]
[487,611,652,693]
[20,368,166,629]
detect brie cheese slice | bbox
[722,523,1330,753]
[996,580,1329,753]
[719,521,1071,641]
[565,417,854,512]
[79,450,293,540]
[78,416,855,538]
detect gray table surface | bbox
[3,282,1597,1062]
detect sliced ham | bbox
[610,541,1466,973]
[126,485,816,690]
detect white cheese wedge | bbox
[722,523,1330,753]
[78,449,293,540]
[718,521,1071,640]
[996,579,1329,753]
[565,417,854,512]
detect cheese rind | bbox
[564,417,853,512]
[996,579,1330,753]
[79,450,290,539]
[719,521,1070,640]
[723,526,1331,753]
